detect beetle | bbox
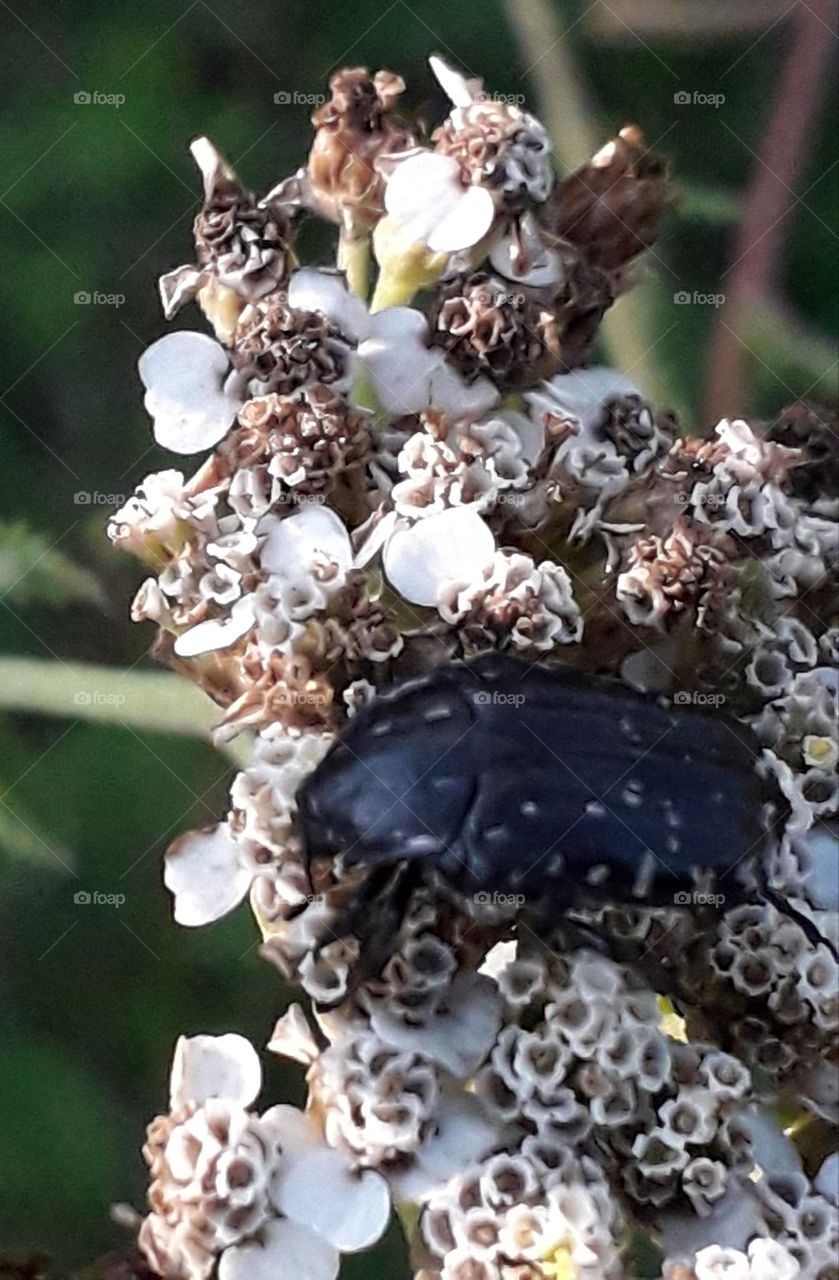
[296,652,808,987]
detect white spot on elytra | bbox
[422,702,453,723]
[483,824,509,844]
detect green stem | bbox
[337,231,371,300]
[369,266,421,313]
[0,656,248,764]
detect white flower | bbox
[528,366,641,441]
[389,1092,498,1205]
[815,1152,839,1205]
[269,1104,391,1252]
[383,506,495,606]
[107,469,218,555]
[141,1035,391,1280]
[170,1031,263,1110]
[369,973,502,1077]
[259,502,353,581]
[384,150,496,254]
[139,331,245,454]
[217,1219,338,1280]
[165,822,253,926]
[267,1004,320,1066]
[288,268,499,417]
[173,593,257,658]
[526,367,644,531]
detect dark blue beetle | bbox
[296,653,791,982]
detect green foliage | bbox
[0,521,103,608]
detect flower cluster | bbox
[112,55,837,1280]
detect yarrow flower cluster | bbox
[110,56,837,1280]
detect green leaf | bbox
[0,786,75,873]
[0,657,250,765]
[0,520,103,608]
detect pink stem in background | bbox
[704,0,835,422]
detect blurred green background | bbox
[0,0,835,1274]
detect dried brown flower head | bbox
[160,138,295,342]
[306,67,417,238]
[231,298,350,397]
[543,125,669,280]
[430,272,560,388]
[433,96,552,212]
[232,383,370,495]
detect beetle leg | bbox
[314,863,421,1008]
[313,862,396,956]
[761,884,839,958]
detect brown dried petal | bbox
[430,273,559,389]
[543,125,669,277]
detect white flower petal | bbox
[287,268,370,341]
[802,825,839,911]
[384,507,495,606]
[174,593,256,658]
[428,358,500,419]
[361,307,498,417]
[164,822,252,926]
[479,938,518,980]
[816,1152,839,1205]
[169,1032,262,1110]
[429,55,476,109]
[260,1104,323,1157]
[139,332,242,454]
[659,1184,765,1258]
[218,1218,338,1280]
[385,152,495,253]
[190,136,236,200]
[738,1105,802,1179]
[354,510,400,568]
[266,1005,319,1066]
[359,307,435,415]
[260,506,353,578]
[273,1147,391,1252]
[528,366,641,437]
[390,1092,497,1203]
[370,973,501,1077]
[426,183,495,254]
